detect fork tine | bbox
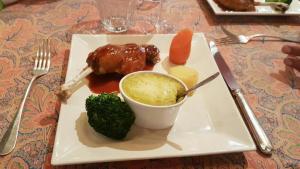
[38,40,44,70]
[215,38,239,45]
[34,43,40,70]
[215,42,235,46]
[214,37,236,45]
[41,39,47,69]
[215,37,234,43]
[216,40,239,45]
[215,41,227,46]
[46,39,51,71]
[37,40,44,70]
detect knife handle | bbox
[233,89,273,155]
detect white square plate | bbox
[207,0,300,16]
[52,33,256,165]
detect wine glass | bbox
[158,1,201,33]
[95,0,132,33]
[127,0,162,34]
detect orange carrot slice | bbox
[169,28,193,65]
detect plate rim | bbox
[206,0,300,16]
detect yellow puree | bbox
[122,73,185,106]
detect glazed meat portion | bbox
[58,43,160,102]
[87,43,160,75]
[214,0,255,11]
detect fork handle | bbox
[249,34,299,43]
[0,76,37,155]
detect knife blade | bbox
[209,41,273,155]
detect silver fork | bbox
[215,26,300,45]
[0,39,51,155]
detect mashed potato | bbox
[122,73,185,106]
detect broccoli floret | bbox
[265,0,292,5]
[86,93,135,140]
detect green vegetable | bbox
[0,0,4,10]
[265,0,292,5]
[86,93,135,140]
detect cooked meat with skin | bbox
[58,43,160,102]
[214,0,255,11]
[86,43,160,75]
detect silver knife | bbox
[209,41,273,155]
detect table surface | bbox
[0,0,299,169]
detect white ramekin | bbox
[119,71,188,130]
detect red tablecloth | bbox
[0,0,299,168]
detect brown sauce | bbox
[87,65,154,94]
[144,64,154,71]
[87,73,122,94]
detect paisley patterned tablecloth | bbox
[0,0,299,168]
